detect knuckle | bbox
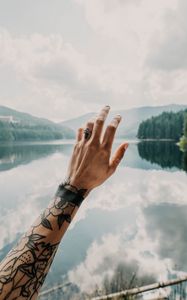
[100,147,109,157]
[86,121,94,127]
[101,144,111,156]
[74,142,81,150]
[89,144,97,152]
[96,118,104,125]
[107,124,116,131]
[87,139,99,149]
[102,141,109,149]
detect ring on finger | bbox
[84,128,92,140]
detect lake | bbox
[0,140,187,299]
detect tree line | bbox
[138,141,187,172]
[137,109,187,141]
[0,122,74,142]
[179,112,187,150]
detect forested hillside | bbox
[137,110,187,140]
[0,106,75,142]
[60,104,187,138]
[0,122,75,142]
[180,112,187,150]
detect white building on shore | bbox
[0,116,20,124]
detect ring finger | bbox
[82,118,95,143]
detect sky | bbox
[0,0,187,121]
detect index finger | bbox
[90,105,110,142]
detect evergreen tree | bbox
[0,122,74,141]
[184,113,187,138]
[137,110,187,140]
[0,122,14,141]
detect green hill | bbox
[60,104,187,138]
[0,106,75,142]
[179,112,187,151]
[137,109,187,140]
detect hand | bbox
[65,105,128,197]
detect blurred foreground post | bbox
[92,276,187,300]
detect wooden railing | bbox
[92,276,187,300]
[38,275,187,299]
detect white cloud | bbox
[68,166,187,293]
[0,152,69,249]
[0,0,187,121]
[75,0,187,107]
[68,164,187,232]
[0,30,91,120]
[147,0,187,71]
[68,219,172,293]
[0,28,117,121]
[86,167,187,211]
[1,146,187,297]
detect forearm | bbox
[0,105,128,300]
[0,183,86,300]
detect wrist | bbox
[55,183,84,207]
[63,176,91,199]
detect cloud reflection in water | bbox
[0,142,186,295]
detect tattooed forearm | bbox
[0,234,59,300]
[0,184,85,300]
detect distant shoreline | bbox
[0,138,178,147]
[138,138,176,141]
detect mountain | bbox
[0,105,68,128]
[60,104,187,138]
[0,105,75,140]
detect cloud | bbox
[147,0,187,71]
[68,166,187,293]
[68,217,172,293]
[0,151,69,249]
[1,145,187,297]
[75,0,187,107]
[144,203,187,271]
[86,167,187,212]
[0,28,117,121]
[0,0,187,121]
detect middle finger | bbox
[91,105,110,142]
[101,114,122,150]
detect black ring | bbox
[84,128,92,140]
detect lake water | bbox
[0,140,187,299]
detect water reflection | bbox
[0,141,186,173]
[138,141,187,171]
[0,143,72,172]
[0,141,187,299]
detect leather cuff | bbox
[55,183,86,207]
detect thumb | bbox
[108,143,129,175]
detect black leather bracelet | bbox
[55,183,87,207]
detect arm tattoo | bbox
[0,183,85,299]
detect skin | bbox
[0,105,128,300]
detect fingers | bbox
[91,106,110,142]
[82,118,95,143]
[101,114,122,150]
[76,127,84,142]
[108,143,129,175]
